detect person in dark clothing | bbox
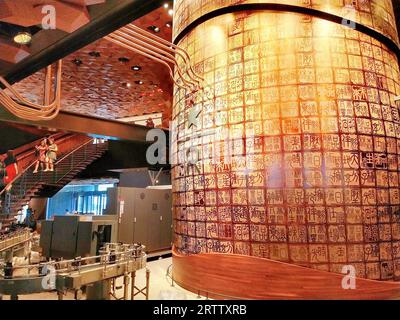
[24,207,36,230]
[0,155,7,187]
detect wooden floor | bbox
[172,249,400,300]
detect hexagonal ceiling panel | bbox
[11,6,174,127]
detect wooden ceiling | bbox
[0,0,106,66]
[7,5,174,127]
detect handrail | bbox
[0,243,145,272]
[0,137,107,217]
[15,133,69,164]
[55,138,94,166]
[53,138,97,183]
[0,134,80,196]
[8,133,65,160]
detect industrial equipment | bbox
[105,187,172,252]
[40,215,117,259]
[0,242,148,300]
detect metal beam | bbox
[0,108,168,142]
[4,0,165,84]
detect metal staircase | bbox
[0,137,108,227]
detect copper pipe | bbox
[110,31,197,89]
[125,24,203,82]
[114,29,194,83]
[0,60,61,111]
[109,32,195,89]
[44,64,52,105]
[107,24,204,93]
[105,35,188,91]
[121,25,203,85]
[0,60,62,121]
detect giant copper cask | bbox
[171,0,400,298]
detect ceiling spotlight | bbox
[166,21,172,28]
[168,9,173,16]
[118,57,130,63]
[135,80,144,85]
[13,31,32,45]
[163,3,169,8]
[89,51,101,57]
[131,65,141,71]
[73,58,83,66]
[126,82,131,88]
[148,25,160,33]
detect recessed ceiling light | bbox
[73,58,83,66]
[131,65,141,71]
[166,21,172,28]
[168,9,173,16]
[13,32,32,45]
[89,51,101,57]
[148,25,160,33]
[135,80,144,85]
[118,57,130,63]
[163,3,169,8]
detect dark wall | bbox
[78,140,169,179]
[119,170,171,188]
[0,122,44,153]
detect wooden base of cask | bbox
[172,248,400,300]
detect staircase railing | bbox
[0,137,107,218]
[50,138,105,184]
[0,134,88,195]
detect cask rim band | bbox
[173,3,400,61]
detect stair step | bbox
[3,141,108,212]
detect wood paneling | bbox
[0,39,30,64]
[0,0,101,32]
[172,249,400,300]
[0,0,106,71]
[12,7,173,125]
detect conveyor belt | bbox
[0,229,30,253]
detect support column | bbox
[171,0,400,299]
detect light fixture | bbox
[118,57,130,63]
[168,9,173,16]
[73,58,83,66]
[89,51,101,57]
[135,80,144,85]
[148,25,160,33]
[131,65,141,71]
[13,31,32,45]
[166,21,172,28]
[163,3,169,8]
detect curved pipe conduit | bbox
[105,24,204,93]
[0,61,63,121]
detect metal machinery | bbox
[0,242,148,300]
[40,215,118,259]
[0,229,33,281]
[105,187,172,252]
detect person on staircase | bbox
[4,151,18,183]
[45,138,58,172]
[33,138,48,174]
